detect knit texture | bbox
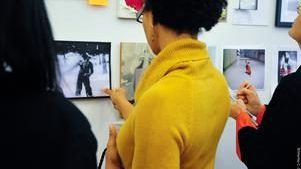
[117,38,230,169]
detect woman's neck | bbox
[156,24,197,51]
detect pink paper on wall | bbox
[124,0,143,11]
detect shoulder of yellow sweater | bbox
[136,75,194,116]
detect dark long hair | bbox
[0,0,58,93]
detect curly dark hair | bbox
[144,0,227,34]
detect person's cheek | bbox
[289,15,301,42]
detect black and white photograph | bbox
[120,42,153,102]
[232,0,270,26]
[239,0,258,10]
[276,0,300,27]
[278,51,298,83]
[55,41,111,99]
[223,48,265,90]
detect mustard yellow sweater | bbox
[117,38,230,169]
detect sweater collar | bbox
[134,38,209,102]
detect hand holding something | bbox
[237,81,255,103]
[105,125,123,169]
[237,82,263,116]
[103,88,128,110]
[230,99,247,120]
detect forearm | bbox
[116,99,133,120]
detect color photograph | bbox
[278,50,298,83]
[223,48,265,90]
[117,0,143,19]
[120,42,153,102]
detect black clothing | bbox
[239,66,301,169]
[76,60,94,96]
[2,91,97,169]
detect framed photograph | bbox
[120,42,154,102]
[277,50,299,83]
[117,0,143,19]
[276,0,299,27]
[239,0,258,10]
[223,48,265,90]
[55,41,111,99]
[219,7,228,22]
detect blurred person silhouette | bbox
[230,6,301,168]
[0,0,98,168]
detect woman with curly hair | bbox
[104,0,229,168]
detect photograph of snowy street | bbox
[55,41,111,98]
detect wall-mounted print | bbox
[278,50,299,83]
[117,0,143,19]
[276,0,300,27]
[239,0,258,10]
[120,42,154,102]
[232,0,270,26]
[223,48,265,90]
[219,7,228,22]
[55,41,111,99]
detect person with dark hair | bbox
[0,0,97,168]
[104,0,229,168]
[76,53,94,97]
[230,6,301,169]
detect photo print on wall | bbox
[219,1,228,22]
[117,0,143,19]
[223,48,265,90]
[239,0,258,10]
[120,42,154,102]
[232,0,270,26]
[277,50,299,83]
[55,41,111,99]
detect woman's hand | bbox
[105,125,123,169]
[103,88,134,120]
[230,99,247,120]
[103,88,127,109]
[237,82,263,116]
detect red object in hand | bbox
[125,0,143,11]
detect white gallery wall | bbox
[45,0,300,168]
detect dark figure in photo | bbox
[76,53,94,97]
[245,60,252,76]
[284,52,292,74]
[102,55,108,74]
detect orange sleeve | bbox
[255,105,266,125]
[235,112,257,160]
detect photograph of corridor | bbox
[223,48,265,90]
